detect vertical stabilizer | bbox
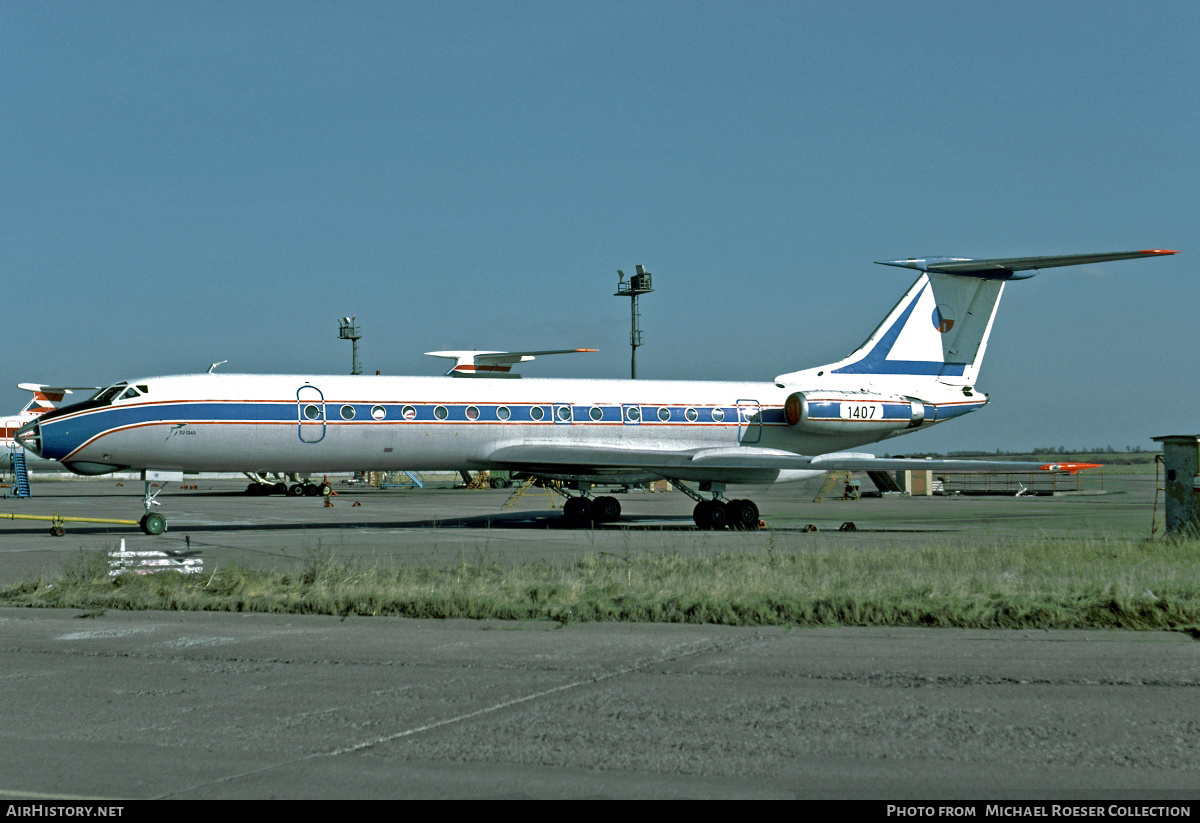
[775,273,1004,387]
[775,249,1176,389]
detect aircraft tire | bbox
[562,496,594,528]
[592,495,621,523]
[727,499,760,530]
[272,482,288,496]
[139,513,167,536]
[288,484,304,497]
[319,483,333,497]
[302,483,319,497]
[693,500,728,530]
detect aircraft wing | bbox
[486,444,1095,474]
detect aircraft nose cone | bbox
[15,420,42,457]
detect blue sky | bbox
[3,1,1196,453]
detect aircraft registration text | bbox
[839,402,884,421]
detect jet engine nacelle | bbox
[784,391,926,435]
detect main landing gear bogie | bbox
[561,495,622,528]
[692,498,760,530]
[663,476,762,531]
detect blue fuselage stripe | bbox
[37,401,789,460]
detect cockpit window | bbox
[91,383,127,405]
[120,387,141,400]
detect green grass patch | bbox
[4,537,1199,631]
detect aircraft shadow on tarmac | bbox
[1,509,932,536]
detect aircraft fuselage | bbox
[23,373,981,484]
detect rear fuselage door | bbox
[736,399,762,444]
[297,385,326,443]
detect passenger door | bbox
[297,385,326,444]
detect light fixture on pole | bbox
[338,316,362,375]
[614,265,653,379]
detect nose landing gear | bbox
[138,470,179,534]
[139,512,167,535]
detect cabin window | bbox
[303,404,323,421]
[626,406,641,422]
[496,406,511,421]
[400,405,416,420]
[685,408,698,422]
[530,406,545,421]
[340,405,356,420]
[656,407,670,422]
[711,408,725,422]
[434,405,449,420]
[556,405,572,422]
[372,405,387,420]
[465,405,480,421]
[589,406,603,421]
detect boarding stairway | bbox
[866,470,904,493]
[501,477,560,511]
[7,448,31,498]
[379,471,424,489]
[813,470,852,502]
[813,469,904,501]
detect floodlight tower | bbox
[338,316,362,375]
[614,265,654,379]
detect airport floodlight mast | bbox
[338,316,362,375]
[614,265,653,378]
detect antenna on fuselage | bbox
[614,265,653,379]
[208,360,227,374]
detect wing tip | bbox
[1038,462,1103,473]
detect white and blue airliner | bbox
[17,250,1175,534]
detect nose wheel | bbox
[139,512,167,535]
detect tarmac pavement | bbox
[2,473,1193,800]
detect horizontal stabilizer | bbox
[425,349,598,378]
[14,384,98,414]
[876,249,1177,279]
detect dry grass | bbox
[4,534,1199,631]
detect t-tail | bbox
[775,249,1177,393]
